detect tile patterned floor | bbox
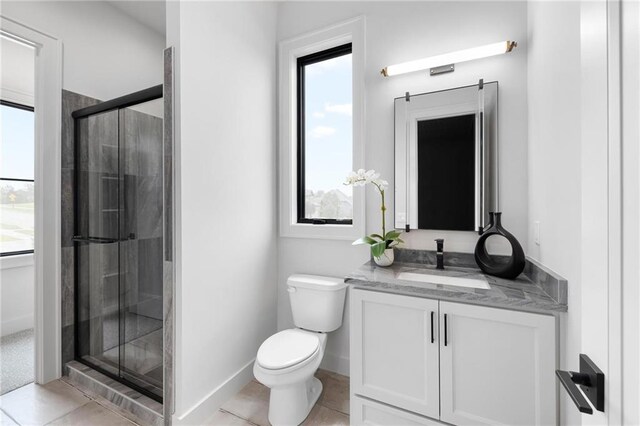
[0,380,129,425]
[213,369,349,425]
[0,369,349,425]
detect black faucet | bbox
[435,239,444,270]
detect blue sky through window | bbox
[1,104,35,254]
[304,53,352,198]
[1,105,34,180]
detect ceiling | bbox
[107,1,166,36]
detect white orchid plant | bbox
[345,169,404,258]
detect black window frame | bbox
[296,43,353,225]
[1,99,36,257]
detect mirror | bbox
[394,82,498,233]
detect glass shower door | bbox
[74,92,164,402]
[118,99,164,397]
[75,109,123,381]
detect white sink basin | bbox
[397,272,490,290]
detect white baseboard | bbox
[320,352,350,377]
[173,358,255,426]
[1,314,34,337]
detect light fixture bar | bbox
[381,40,517,77]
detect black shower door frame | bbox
[72,85,164,403]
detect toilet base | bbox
[268,376,323,426]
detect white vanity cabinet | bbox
[438,301,556,425]
[350,290,441,419]
[350,289,557,426]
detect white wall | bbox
[621,2,640,423]
[168,2,278,422]
[276,1,528,375]
[1,256,35,337]
[526,2,581,425]
[1,1,165,100]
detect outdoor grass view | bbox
[0,181,34,254]
[1,103,35,255]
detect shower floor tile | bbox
[102,329,163,378]
[102,313,162,352]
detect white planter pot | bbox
[373,248,394,267]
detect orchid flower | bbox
[344,170,403,258]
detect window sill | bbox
[0,253,35,270]
[280,222,362,241]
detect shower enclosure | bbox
[72,86,164,402]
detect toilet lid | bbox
[257,329,320,370]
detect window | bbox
[1,100,35,256]
[279,17,364,240]
[297,44,353,225]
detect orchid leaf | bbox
[371,241,387,258]
[352,236,377,246]
[370,234,384,240]
[384,230,402,240]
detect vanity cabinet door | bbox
[439,301,556,426]
[352,395,449,426]
[351,289,440,419]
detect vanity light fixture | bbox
[380,40,517,77]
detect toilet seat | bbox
[257,329,320,370]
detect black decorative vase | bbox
[474,212,525,279]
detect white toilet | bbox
[253,274,347,426]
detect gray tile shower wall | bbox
[163,46,175,423]
[133,237,164,320]
[75,107,122,362]
[120,107,163,326]
[61,90,101,368]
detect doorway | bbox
[0,16,63,385]
[0,33,36,394]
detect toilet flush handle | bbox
[287,287,296,293]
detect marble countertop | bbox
[345,261,568,314]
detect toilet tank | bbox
[288,275,347,332]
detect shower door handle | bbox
[72,235,118,244]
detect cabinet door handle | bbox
[444,313,448,346]
[430,311,435,343]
